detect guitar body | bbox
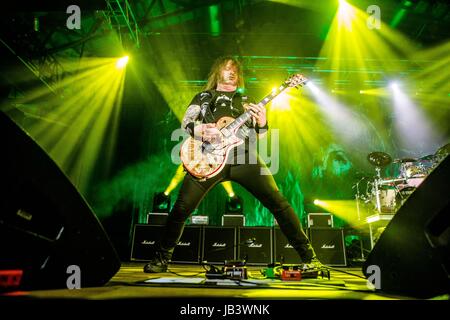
[180,116,244,180]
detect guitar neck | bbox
[226,83,289,132]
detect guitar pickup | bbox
[221,128,231,138]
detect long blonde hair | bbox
[205,56,244,91]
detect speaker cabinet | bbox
[363,155,450,298]
[172,226,202,264]
[273,227,299,264]
[238,227,272,265]
[307,213,334,228]
[131,224,202,263]
[0,112,120,290]
[130,224,163,261]
[202,226,236,264]
[222,214,245,226]
[308,228,347,266]
[147,212,168,225]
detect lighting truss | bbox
[104,0,141,49]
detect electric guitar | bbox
[180,74,308,180]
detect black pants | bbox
[159,157,315,262]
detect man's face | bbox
[220,60,238,86]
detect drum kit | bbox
[355,143,449,217]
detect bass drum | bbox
[371,185,397,213]
[395,185,416,210]
[406,175,426,188]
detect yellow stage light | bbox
[221,181,235,197]
[164,164,186,195]
[116,56,129,69]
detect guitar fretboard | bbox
[225,83,289,132]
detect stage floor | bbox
[1,262,414,301]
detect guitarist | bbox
[144,56,319,273]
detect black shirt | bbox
[188,89,254,127]
[186,89,265,161]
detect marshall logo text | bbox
[212,242,226,247]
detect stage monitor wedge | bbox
[363,155,450,298]
[0,111,121,290]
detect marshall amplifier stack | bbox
[130,217,347,266]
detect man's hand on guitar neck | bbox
[194,123,223,143]
[245,103,267,128]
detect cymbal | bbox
[420,154,435,161]
[393,158,417,163]
[367,152,392,167]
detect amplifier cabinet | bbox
[147,212,168,225]
[307,227,347,266]
[237,227,272,265]
[202,226,236,264]
[172,226,202,264]
[307,213,333,228]
[273,227,299,264]
[131,224,202,263]
[130,224,163,261]
[222,214,245,227]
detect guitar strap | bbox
[198,90,215,124]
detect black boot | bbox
[299,243,316,263]
[299,244,323,268]
[143,251,171,273]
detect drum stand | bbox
[353,177,371,260]
[364,151,398,250]
[372,167,405,213]
[373,167,382,213]
[353,178,363,222]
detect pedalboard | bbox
[261,263,330,281]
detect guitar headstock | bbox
[285,73,308,88]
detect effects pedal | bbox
[0,269,23,292]
[222,260,248,280]
[205,265,227,279]
[280,265,302,281]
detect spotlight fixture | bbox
[116,56,129,69]
[152,192,171,213]
[389,81,399,90]
[226,195,243,214]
